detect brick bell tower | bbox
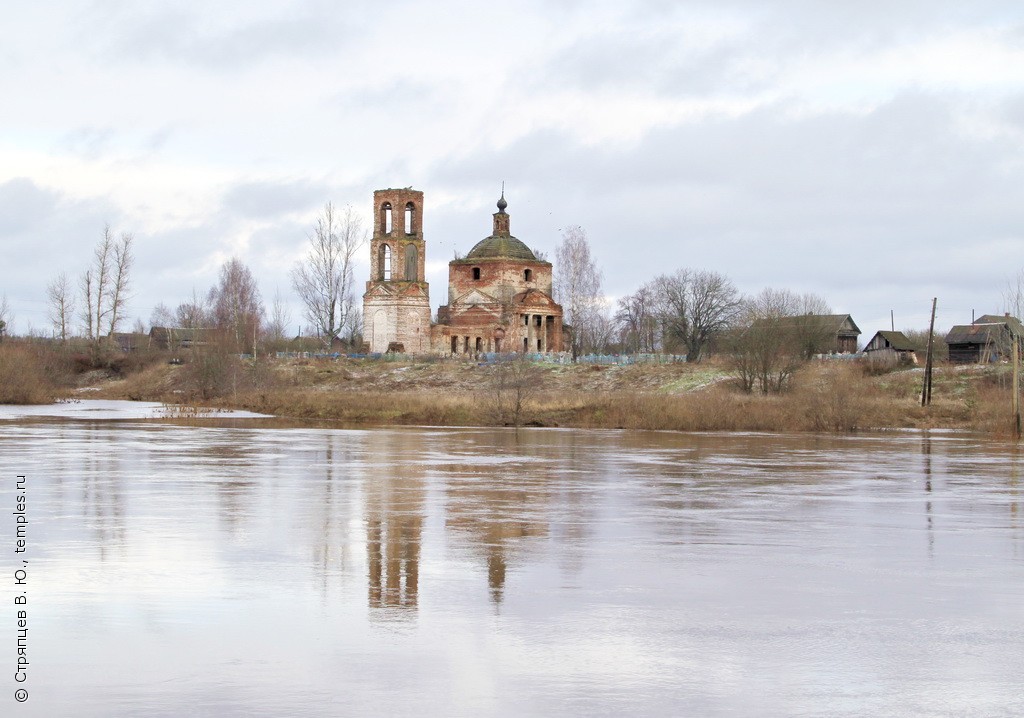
[362,188,431,353]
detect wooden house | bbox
[863,330,918,364]
[749,313,862,356]
[109,332,151,352]
[149,326,208,351]
[945,314,1024,364]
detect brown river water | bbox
[1,401,1022,717]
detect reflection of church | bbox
[364,434,424,613]
[363,188,565,355]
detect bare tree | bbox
[176,288,209,329]
[616,284,659,354]
[265,290,293,344]
[291,203,366,348]
[47,273,76,343]
[1003,269,1024,320]
[209,258,264,353]
[554,226,603,359]
[654,269,741,362]
[0,294,12,341]
[489,353,544,427]
[80,226,133,342]
[149,302,176,329]
[727,288,833,393]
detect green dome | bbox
[466,234,537,261]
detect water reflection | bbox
[2,415,1023,717]
[365,432,424,615]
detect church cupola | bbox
[492,189,510,236]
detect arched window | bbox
[524,269,532,282]
[381,203,393,235]
[380,244,392,280]
[405,244,418,281]
[472,267,481,281]
[405,202,415,234]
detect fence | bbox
[273,351,687,365]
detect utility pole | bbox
[921,298,936,407]
[1013,337,1021,439]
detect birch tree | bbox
[0,294,11,341]
[209,258,264,353]
[291,203,366,348]
[80,226,134,342]
[47,273,76,343]
[554,226,603,359]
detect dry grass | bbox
[0,345,57,404]
[33,349,1024,435]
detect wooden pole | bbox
[1013,337,1021,439]
[921,298,936,407]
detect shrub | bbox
[0,346,54,404]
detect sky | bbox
[3,0,1024,340]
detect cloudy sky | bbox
[3,0,1024,339]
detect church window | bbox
[472,267,481,281]
[405,202,415,234]
[380,244,392,280]
[524,269,532,282]
[382,203,393,234]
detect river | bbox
[1,401,1022,716]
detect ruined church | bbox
[363,187,564,355]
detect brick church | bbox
[362,187,564,355]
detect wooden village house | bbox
[862,330,918,364]
[944,313,1024,364]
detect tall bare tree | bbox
[47,273,76,343]
[265,289,293,344]
[653,268,741,362]
[0,294,11,341]
[616,284,659,354]
[291,203,366,348]
[209,258,264,353]
[80,226,134,342]
[554,225,603,359]
[1003,269,1024,320]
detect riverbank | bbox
[81,354,1018,435]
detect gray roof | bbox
[974,314,1024,337]
[867,330,916,351]
[944,323,1007,345]
[751,313,860,335]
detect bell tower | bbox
[363,188,431,353]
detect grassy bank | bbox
[80,352,1022,435]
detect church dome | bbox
[466,234,537,261]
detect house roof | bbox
[944,323,1007,345]
[974,314,1024,337]
[867,330,916,351]
[751,313,861,335]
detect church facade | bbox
[362,187,564,355]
